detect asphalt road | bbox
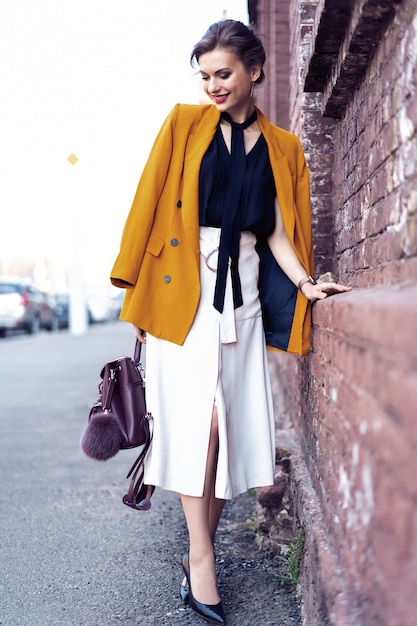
[0,321,301,626]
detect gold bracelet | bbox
[298,275,316,290]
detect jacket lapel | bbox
[181,107,220,250]
[257,109,296,242]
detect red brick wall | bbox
[332,6,417,288]
[251,1,417,624]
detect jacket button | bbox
[163,275,171,283]
[176,200,182,208]
[171,238,179,247]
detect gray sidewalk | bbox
[0,321,301,625]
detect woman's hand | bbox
[133,324,147,343]
[301,280,352,302]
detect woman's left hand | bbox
[133,324,147,343]
[301,281,352,302]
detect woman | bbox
[111,19,351,626]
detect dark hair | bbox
[190,19,266,85]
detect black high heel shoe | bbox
[180,553,190,603]
[187,561,226,626]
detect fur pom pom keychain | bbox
[80,405,124,461]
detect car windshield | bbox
[0,283,20,294]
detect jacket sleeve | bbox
[110,104,179,288]
[292,135,314,276]
[290,135,314,355]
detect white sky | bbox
[0,0,248,291]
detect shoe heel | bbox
[180,553,190,603]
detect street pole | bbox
[67,153,87,335]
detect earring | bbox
[250,82,255,98]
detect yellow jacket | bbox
[111,104,313,355]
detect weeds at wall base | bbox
[275,528,305,587]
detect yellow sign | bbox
[67,153,79,165]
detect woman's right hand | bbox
[133,324,147,343]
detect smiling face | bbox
[198,47,261,122]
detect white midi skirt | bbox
[144,227,276,500]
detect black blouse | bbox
[199,125,276,237]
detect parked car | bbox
[53,293,70,329]
[108,290,125,320]
[86,292,114,324]
[0,277,60,336]
[43,291,116,330]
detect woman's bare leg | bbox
[180,407,226,604]
[209,482,226,543]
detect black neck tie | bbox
[213,109,258,313]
